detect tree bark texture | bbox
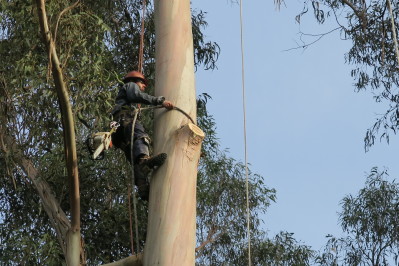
[143,1,204,265]
[34,1,82,265]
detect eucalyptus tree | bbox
[294,0,399,150]
[0,0,217,264]
[315,167,399,266]
[0,0,285,265]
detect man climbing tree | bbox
[111,70,174,201]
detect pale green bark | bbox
[34,1,82,264]
[143,0,204,265]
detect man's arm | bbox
[125,82,165,105]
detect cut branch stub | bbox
[177,123,205,162]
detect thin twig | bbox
[54,1,80,45]
[283,27,341,52]
[195,230,226,258]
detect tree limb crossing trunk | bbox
[34,0,82,264]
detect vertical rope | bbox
[387,0,399,66]
[130,110,140,254]
[137,0,147,73]
[127,184,135,255]
[239,0,251,265]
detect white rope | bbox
[387,0,399,66]
[130,110,140,254]
[239,0,252,265]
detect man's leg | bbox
[132,122,167,201]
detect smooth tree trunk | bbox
[143,0,204,265]
[35,1,82,265]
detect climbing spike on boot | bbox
[140,153,167,169]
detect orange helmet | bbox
[123,71,147,85]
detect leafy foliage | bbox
[0,1,219,264]
[196,94,276,264]
[195,95,314,265]
[315,167,399,265]
[249,232,314,266]
[297,1,399,150]
[0,1,311,265]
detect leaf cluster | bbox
[248,231,314,266]
[315,167,399,265]
[297,1,399,150]
[195,95,313,265]
[1,1,309,265]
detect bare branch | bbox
[341,0,368,31]
[35,0,82,263]
[101,253,143,266]
[283,27,341,52]
[54,1,80,46]
[341,0,361,17]
[195,228,226,258]
[386,0,399,66]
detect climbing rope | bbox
[137,0,147,73]
[239,0,252,265]
[126,104,195,255]
[130,0,147,252]
[127,184,135,255]
[130,109,140,255]
[129,0,199,253]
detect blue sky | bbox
[193,0,399,251]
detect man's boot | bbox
[134,153,167,201]
[138,153,167,169]
[134,165,150,201]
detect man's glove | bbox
[162,100,174,110]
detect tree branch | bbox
[341,0,368,31]
[341,0,361,17]
[195,228,225,258]
[54,1,80,47]
[283,27,341,52]
[34,0,82,264]
[386,0,399,67]
[101,254,142,266]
